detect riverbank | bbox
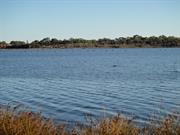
[0,107,179,135]
[0,44,173,49]
[1,35,180,49]
[1,44,180,49]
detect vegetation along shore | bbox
[0,35,180,49]
[0,106,180,135]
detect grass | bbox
[0,106,180,135]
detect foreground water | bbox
[0,48,180,125]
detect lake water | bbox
[0,48,180,125]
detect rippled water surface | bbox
[0,48,180,124]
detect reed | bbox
[0,106,179,135]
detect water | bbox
[0,48,180,125]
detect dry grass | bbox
[78,115,140,135]
[0,107,67,135]
[0,107,179,135]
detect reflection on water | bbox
[0,48,180,125]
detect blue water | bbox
[0,48,180,125]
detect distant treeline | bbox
[1,35,180,49]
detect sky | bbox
[0,0,180,42]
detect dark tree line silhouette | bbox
[0,35,180,49]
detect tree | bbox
[9,41,28,48]
[0,41,7,45]
[51,38,59,44]
[10,41,26,46]
[39,37,51,45]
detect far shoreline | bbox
[1,35,180,49]
[1,46,180,50]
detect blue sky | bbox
[0,0,180,42]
